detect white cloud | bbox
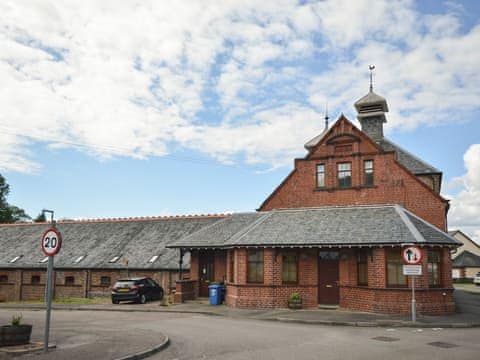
[447,144,480,244]
[0,0,478,173]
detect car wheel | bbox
[112,299,119,304]
[139,294,147,304]
[159,289,164,301]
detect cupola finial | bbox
[369,64,375,92]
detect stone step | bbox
[318,304,339,310]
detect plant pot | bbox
[0,325,32,346]
[288,299,302,309]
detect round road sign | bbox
[41,228,62,256]
[402,246,422,265]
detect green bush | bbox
[288,292,301,302]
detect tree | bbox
[34,212,47,222]
[0,174,30,223]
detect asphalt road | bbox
[1,289,479,360]
[149,314,480,360]
[1,310,478,360]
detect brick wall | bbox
[225,248,318,309]
[0,268,180,301]
[220,246,454,314]
[340,286,455,315]
[259,117,447,231]
[0,270,21,302]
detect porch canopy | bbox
[167,205,461,250]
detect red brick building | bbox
[170,89,460,315]
[0,88,460,315]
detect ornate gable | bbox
[306,115,382,159]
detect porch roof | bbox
[167,205,460,249]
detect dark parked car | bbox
[111,277,164,304]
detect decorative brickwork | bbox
[259,116,448,231]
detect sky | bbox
[0,0,479,243]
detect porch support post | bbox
[179,248,184,280]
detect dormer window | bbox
[338,163,352,188]
[316,164,325,188]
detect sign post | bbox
[41,210,62,353]
[402,246,423,323]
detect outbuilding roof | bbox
[168,205,460,249]
[0,215,224,270]
[452,250,480,267]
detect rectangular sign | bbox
[403,265,422,276]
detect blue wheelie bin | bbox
[208,284,222,305]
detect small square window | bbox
[100,276,111,286]
[65,276,75,286]
[31,275,41,284]
[0,275,8,284]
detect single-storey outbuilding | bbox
[0,215,223,301]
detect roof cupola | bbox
[354,65,389,141]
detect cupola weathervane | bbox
[369,64,375,91]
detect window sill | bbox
[314,185,377,192]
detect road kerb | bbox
[115,336,169,360]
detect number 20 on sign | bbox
[41,228,62,256]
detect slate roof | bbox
[0,216,223,270]
[168,205,460,249]
[378,138,440,174]
[354,90,389,109]
[452,250,480,267]
[304,129,328,150]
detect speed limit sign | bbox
[41,228,62,256]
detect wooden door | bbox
[199,251,215,297]
[318,251,339,304]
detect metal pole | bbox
[44,256,54,352]
[411,275,416,323]
[43,209,55,353]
